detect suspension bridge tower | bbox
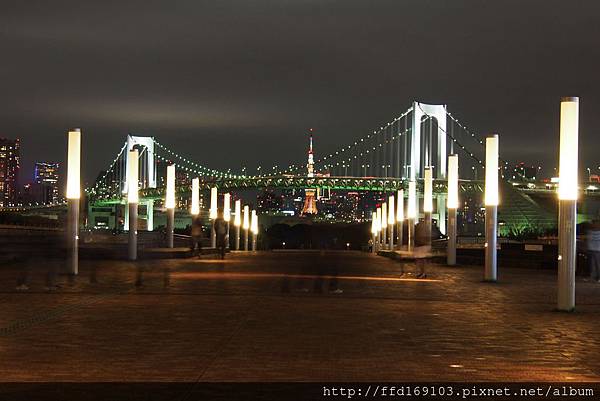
[301,129,318,215]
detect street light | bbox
[224,193,231,249]
[424,167,433,247]
[251,210,258,251]
[165,164,176,248]
[243,205,250,251]
[127,149,139,260]
[447,154,459,266]
[66,128,81,275]
[396,189,404,250]
[209,187,218,248]
[191,178,200,216]
[557,96,579,312]
[381,202,388,250]
[484,134,499,281]
[371,209,378,253]
[388,195,395,250]
[376,207,382,252]
[407,180,417,251]
[234,199,241,250]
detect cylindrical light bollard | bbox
[210,187,218,248]
[484,135,499,282]
[407,180,417,252]
[371,209,378,253]
[396,189,404,250]
[388,195,395,250]
[251,210,258,251]
[224,193,231,248]
[381,202,388,250]
[234,199,241,250]
[375,207,382,252]
[127,149,139,260]
[447,154,459,265]
[424,167,433,246]
[66,128,81,275]
[243,205,250,251]
[165,164,176,248]
[557,97,579,312]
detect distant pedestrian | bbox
[413,219,432,278]
[587,220,600,282]
[368,238,373,253]
[190,215,204,256]
[214,209,228,259]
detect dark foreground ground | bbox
[0,251,599,382]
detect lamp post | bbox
[557,97,579,312]
[66,129,81,275]
[424,167,433,246]
[127,149,139,261]
[243,205,250,251]
[209,187,218,248]
[371,209,378,253]
[234,199,241,250]
[224,193,231,249]
[375,207,382,252]
[396,189,404,250]
[191,177,200,216]
[407,180,417,252]
[251,210,258,251]
[165,164,176,248]
[381,202,388,250]
[447,154,459,266]
[388,195,395,250]
[484,134,499,282]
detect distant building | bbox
[0,138,20,206]
[34,162,60,204]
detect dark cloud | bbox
[2,0,600,183]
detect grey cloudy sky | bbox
[2,0,600,183]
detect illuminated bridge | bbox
[86,101,557,235]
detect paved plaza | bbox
[1,251,600,382]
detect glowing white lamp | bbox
[165,165,176,209]
[376,207,382,232]
[224,193,231,222]
[243,205,250,230]
[558,98,579,201]
[127,150,139,204]
[485,135,499,206]
[209,187,218,219]
[251,210,258,234]
[396,189,404,221]
[66,129,81,200]
[447,155,459,209]
[371,210,378,234]
[424,167,433,213]
[381,202,388,229]
[191,178,200,215]
[407,180,417,219]
[388,196,395,225]
[557,96,579,312]
[234,199,242,227]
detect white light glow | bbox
[407,180,417,219]
[371,210,378,234]
[396,189,404,221]
[376,207,382,232]
[485,135,499,206]
[447,154,459,209]
[558,97,579,200]
[243,205,250,229]
[165,165,176,209]
[381,203,388,228]
[388,196,395,225]
[234,199,242,227]
[191,178,200,215]
[224,193,231,222]
[127,149,139,204]
[424,167,433,212]
[66,129,81,200]
[210,187,218,219]
[251,210,258,234]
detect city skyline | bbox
[2,1,600,183]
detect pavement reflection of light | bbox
[169,272,442,283]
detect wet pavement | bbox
[1,250,599,381]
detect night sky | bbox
[2,0,600,184]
